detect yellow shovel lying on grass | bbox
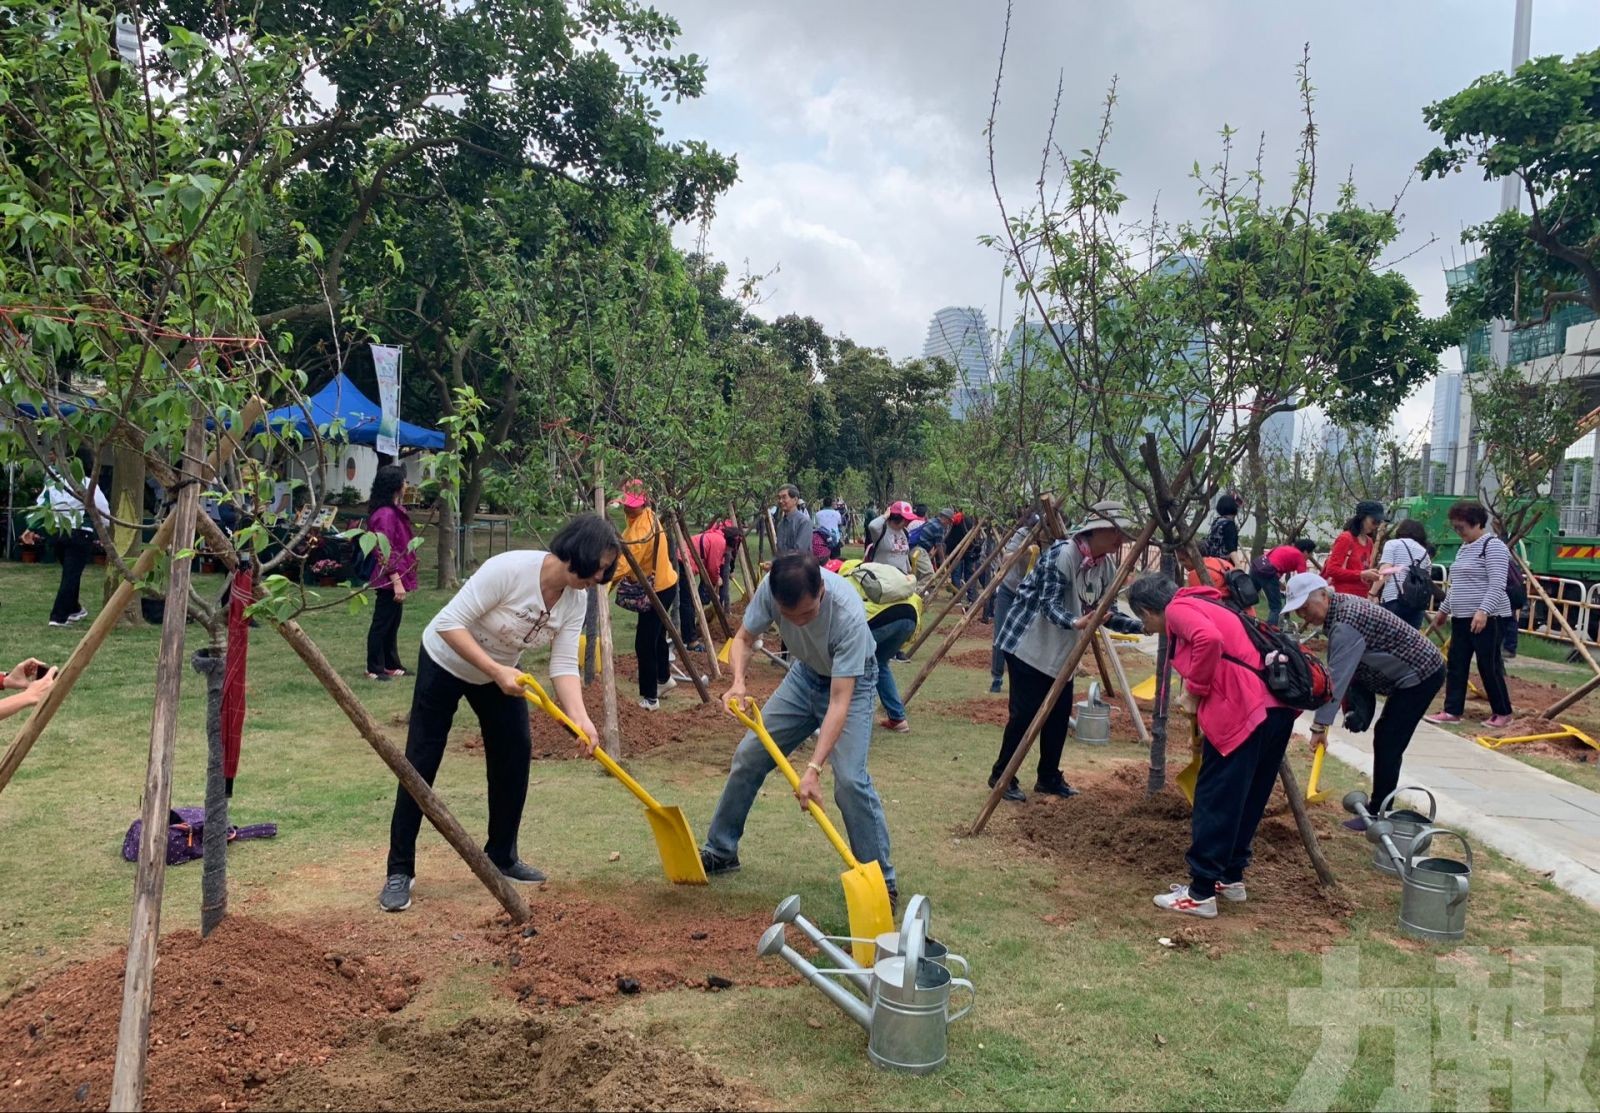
[519,675,707,885]
[726,696,893,965]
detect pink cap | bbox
[619,479,649,509]
[887,500,914,519]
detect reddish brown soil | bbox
[488,890,801,1009]
[0,919,414,1113]
[1479,715,1600,763]
[255,1013,762,1112]
[946,646,997,671]
[995,763,1355,952]
[1469,673,1580,717]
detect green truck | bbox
[1395,494,1600,584]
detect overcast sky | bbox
[658,0,1600,442]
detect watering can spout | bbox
[757,925,872,1031]
[772,895,871,992]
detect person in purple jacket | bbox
[365,464,419,681]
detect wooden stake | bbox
[591,466,620,754]
[670,513,721,681]
[970,517,1159,836]
[0,512,178,797]
[1520,555,1600,679]
[1097,628,1150,745]
[110,417,205,1112]
[186,513,533,923]
[904,524,1016,658]
[901,524,1043,706]
[916,518,985,600]
[677,510,734,639]
[617,516,711,704]
[1278,759,1337,886]
[1544,672,1600,719]
[730,503,759,603]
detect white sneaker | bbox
[659,677,678,695]
[1217,880,1247,903]
[68,609,89,622]
[638,698,660,711]
[1153,883,1218,918]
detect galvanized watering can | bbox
[1371,785,1438,876]
[758,894,975,1074]
[1072,681,1111,746]
[1344,791,1473,944]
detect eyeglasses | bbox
[521,612,552,646]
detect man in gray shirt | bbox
[701,554,895,902]
[773,484,813,556]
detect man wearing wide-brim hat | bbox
[988,500,1145,802]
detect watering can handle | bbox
[1406,826,1474,875]
[946,977,976,1024]
[521,676,665,811]
[1378,785,1438,822]
[727,697,862,869]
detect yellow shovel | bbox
[519,676,707,885]
[1175,711,1203,805]
[1304,741,1329,804]
[727,697,893,965]
[1130,675,1157,701]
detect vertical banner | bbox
[371,343,403,458]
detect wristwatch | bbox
[805,762,825,776]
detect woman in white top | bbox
[1373,517,1432,629]
[380,514,620,913]
[1425,500,1514,728]
[21,450,110,627]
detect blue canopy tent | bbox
[261,373,444,450]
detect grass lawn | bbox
[4,551,1600,1110]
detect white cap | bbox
[1280,572,1331,615]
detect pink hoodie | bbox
[1166,586,1283,756]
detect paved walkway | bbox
[1324,717,1600,910]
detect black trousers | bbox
[992,653,1074,788]
[366,588,406,674]
[676,564,713,646]
[1370,667,1445,810]
[1442,616,1512,717]
[49,529,93,623]
[636,583,679,700]
[1381,597,1425,629]
[1187,706,1297,897]
[386,647,532,877]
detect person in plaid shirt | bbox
[989,501,1144,802]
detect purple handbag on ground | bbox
[120,806,277,865]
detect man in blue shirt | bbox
[701,554,895,904]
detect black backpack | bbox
[1504,548,1528,610]
[1398,548,1433,613]
[1199,597,1334,712]
[1202,517,1233,559]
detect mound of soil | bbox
[1481,716,1600,763]
[945,646,997,672]
[1000,763,1354,949]
[255,1013,761,1112]
[487,892,800,1008]
[0,918,414,1113]
[1473,674,1582,717]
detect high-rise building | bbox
[1259,407,1295,456]
[997,317,1071,387]
[922,307,994,418]
[1429,370,1463,489]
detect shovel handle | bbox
[1307,740,1326,795]
[726,697,861,869]
[520,676,664,812]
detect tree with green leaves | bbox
[1421,47,1600,324]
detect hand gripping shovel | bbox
[727,697,893,965]
[519,676,707,885]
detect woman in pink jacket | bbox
[1127,574,1297,919]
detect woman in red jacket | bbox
[1325,500,1384,597]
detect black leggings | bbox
[1442,616,1512,717]
[386,647,532,877]
[49,529,93,624]
[636,583,679,700]
[1370,668,1445,809]
[1187,707,1297,897]
[992,653,1074,788]
[366,588,405,674]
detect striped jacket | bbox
[1441,534,1512,619]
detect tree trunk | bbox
[110,414,205,1112]
[459,456,487,571]
[591,467,621,755]
[191,645,229,937]
[105,443,147,623]
[1245,429,1270,560]
[436,496,459,589]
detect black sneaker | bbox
[989,677,1003,694]
[988,776,1025,803]
[378,874,414,912]
[500,860,548,883]
[1034,778,1080,799]
[700,849,741,876]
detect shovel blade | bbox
[1175,754,1201,805]
[1130,675,1157,702]
[717,638,733,665]
[839,860,895,966]
[643,806,709,885]
[1304,744,1329,804]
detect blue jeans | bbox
[704,659,894,886]
[871,617,917,721]
[990,584,1017,680]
